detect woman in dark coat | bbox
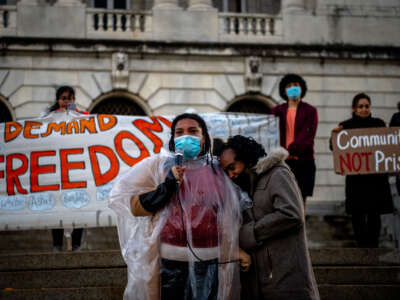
[331,93,394,248]
[219,135,320,300]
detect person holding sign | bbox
[331,93,394,248]
[43,86,88,251]
[271,74,318,210]
[219,135,320,300]
[41,85,89,117]
[390,101,400,195]
[109,113,251,300]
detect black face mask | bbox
[232,172,251,194]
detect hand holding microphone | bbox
[67,102,76,111]
[172,148,186,183]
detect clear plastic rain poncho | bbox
[109,150,251,300]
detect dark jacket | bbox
[239,148,319,300]
[390,112,400,127]
[270,101,318,160]
[339,114,393,215]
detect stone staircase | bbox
[1,248,400,300]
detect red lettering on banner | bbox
[89,145,119,186]
[339,152,374,174]
[5,122,23,142]
[157,116,172,128]
[0,155,4,180]
[60,148,87,189]
[361,152,372,172]
[114,131,149,166]
[351,153,362,172]
[80,117,97,134]
[41,122,66,137]
[134,116,164,153]
[339,153,352,173]
[24,121,42,139]
[98,115,117,132]
[6,153,28,195]
[30,151,59,193]
[66,120,79,134]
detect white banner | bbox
[0,111,279,230]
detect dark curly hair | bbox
[168,113,211,156]
[48,86,75,112]
[279,73,307,101]
[352,92,371,108]
[222,135,266,169]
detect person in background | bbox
[389,101,400,197]
[109,113,251,300]
[331,93,394,248]
[219,135,320,300]
[42,85,88,117]
[44,86,87,251]
[271,74,318,209]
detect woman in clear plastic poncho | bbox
[109,113,251,300]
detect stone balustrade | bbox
[218,13,283,42]
[0,5,16,36]
[86,8,152,39]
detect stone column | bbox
[153,0,180,9]
[188,0,214,10]
[283,0,305,12]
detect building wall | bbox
[0,0,399,213]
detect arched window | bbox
[0,98,13,123]
[90,96,147,116]
[226,94,275,114]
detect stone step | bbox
[314,266,400,284]
[2,265,400,289]
[0,227,120,254]
[0,250,125,271]
[318,284,400,300]
[0,216,359,253]
[2,248,399,272]
[310,248,400,266]
[0,286,124,300]
[0,268,127,289]
[2,285,399,300]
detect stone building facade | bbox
[0,0,399,215]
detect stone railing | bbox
[218,13,283,42]
[0,5,17,36]
[86,8,152,39]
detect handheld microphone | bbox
[175,148,184,167]
[67,102,76,111]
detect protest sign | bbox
[331,127,400,175]
[0,111,279,230]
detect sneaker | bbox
[53,245,62,252]
[72,245,81,252]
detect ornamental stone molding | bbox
[188,0,214,10]
[153,0,180,9]
[245,56,262,93]
[112,52,129,90]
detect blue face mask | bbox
[286,86,301,100]
[174,135,201,159]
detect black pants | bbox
[160,258,218,300]
[52,228,83,249]
[351,213,381,248]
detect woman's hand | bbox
[239,248,251,272]
[171,166,186,183]
[331,125,343,133]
